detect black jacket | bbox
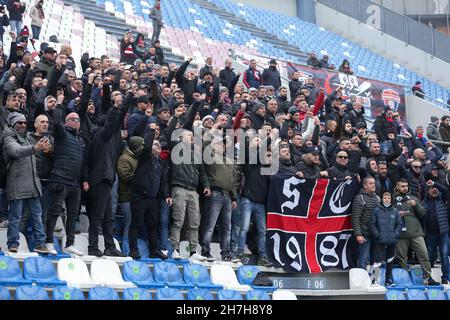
[242,162,270,204]
[295,160,321,179]
[7,0,25,21]
[219,66,236,88]
[27,133,54,183]
[88,106,126,186]
[50,123,87,187]
[262,67,281,90]
[289,79,302,101]
[0,13,9,35]
[131,128,169,199]
[327,163,352,179]
[372,113,397,142]
[423,183,449,236]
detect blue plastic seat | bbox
[187,288,214,300]
[406,288,427,300]
[153,261,194,289]
[0,256,32,286]
[409,267,424,285]
[392,268,425,289]
[217,289,243,300]
[0,286,10,300]
[155,287,184,300]
[385,288,406,300]
[183,263,222,290]
[246,290,270,300]
[23,256,66,287]
[53,286,85,300]
[237,265,276,292]
[123,288,152,300]
[427,288,447,300]
[15,285,49,300]
[122,260,164,289]
[88,287,120,300]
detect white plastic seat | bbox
[90,259,135,289]
[349,268,386,293]
[210,265,251,292]
[57,258,98,289]
[272,290,297,300]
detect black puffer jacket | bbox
[50,123,86,186]
[369,204,403,245]
[351,190,380,237]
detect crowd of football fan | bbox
[0,0,449,288]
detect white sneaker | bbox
[45,243,57,255]
[64,245,84,256]
[161,250,169,256]
[172,250,181,260]
[190,253,208,262]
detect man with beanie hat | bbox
[3,111,51,254]
[427,116,442,141]
[117,136,144,238]
[262,59,281,90]
[45,112,88,256]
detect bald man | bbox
[45,112,89,256]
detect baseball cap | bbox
[44,47,57,54]
[304,145,320,154]
[137,96,151,104]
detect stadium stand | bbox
[0,0,448,302]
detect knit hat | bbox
[8,112,26,127]
[202,115,214,125]
[128,136,144,155]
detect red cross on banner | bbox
[267,177,359,273]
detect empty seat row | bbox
[0,285,275,300]
[0,256,276,293]
[386,287,450,300]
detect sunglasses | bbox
[337,156,348,159]
[67,118,80,123]
[16,121,27,125]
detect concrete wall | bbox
[230,0,297,17]
[315,2,450,88]
[406,95,449,130]
[371,0,450,15]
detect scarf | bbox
[155,4,161,9]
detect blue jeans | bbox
[358,238,372,269]
[237,197,267,258]
[7,198,46,249]
[9,20,23,36]
[20,184,51,236]
[426,233,449,281]
[31,25,41,40]
[159,199,171,251]
[201,191,232,257]
[120,202,131,239]
[230,196,242,256]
